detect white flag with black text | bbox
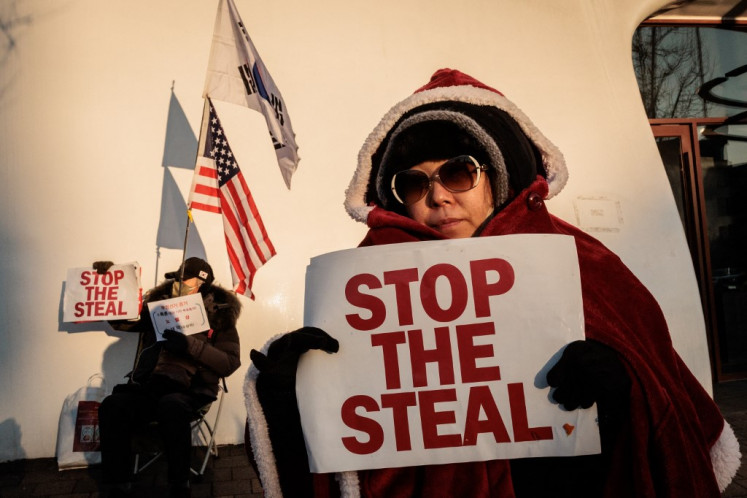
[204,0,299,189]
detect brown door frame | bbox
[649,117,737,381]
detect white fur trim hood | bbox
[244,333,361,498]
[344,75,569,224]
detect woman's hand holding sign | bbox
[546,339,631,450]
[250,327,339,497]
[546,339,630,410]
[251,326,340,390]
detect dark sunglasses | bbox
[390,155,488,206]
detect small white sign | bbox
[574,196,623,232]
[298,234,600,473]
[147,293,210,341]
[63,262,142,322]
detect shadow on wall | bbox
[0,0,33,110]
[57,282,140,388]
[54,86,207,387]
[0,418,26,462]
[154,87,207,283]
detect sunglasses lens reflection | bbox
[440,158,478,192]
[394,170,430,205]
[393,156,481,205]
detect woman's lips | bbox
[432,217,461,230]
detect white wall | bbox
[0,0,707,462]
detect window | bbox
[633,8,747,379]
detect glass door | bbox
[633,18,747,380]
[651,121,747,380]
[699,118,747,379]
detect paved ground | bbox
[1,380,746,497]
[0,444,262,497]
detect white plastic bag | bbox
[56,373,108,470]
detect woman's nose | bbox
[428,180,453,206]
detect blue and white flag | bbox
[204,0,299,189]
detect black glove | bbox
[251,327,338,498]
[546,339,630,411]
[93,261,114,274]
[250,326,339,390]
[162,329,189,354]
[547,339,632,453]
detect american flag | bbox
[188,99,275,299]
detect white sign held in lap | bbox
[147,293,210,341]
[298,234,600,473]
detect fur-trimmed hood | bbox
[344,68,568,224]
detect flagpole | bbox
[177,98,211,292]
[154,246,161,288]
[155,81,177,288]
[176,209,194,292]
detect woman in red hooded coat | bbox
[245,69,740,497]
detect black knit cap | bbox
[370,101,545,211]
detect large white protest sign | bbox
[298,234,600,473]
[63,263,142,322]
[147,293,210,341]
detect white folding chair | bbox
[190,379,227,476]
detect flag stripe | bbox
[189,201,222,214]
[220,183,268,270]
[221,199,261,295]
[189,161,221,211]
[194,184,220,197]
[224,240,251,297]
[236,172,276,255]
[224,178,273,263]
[197,165,218,178]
